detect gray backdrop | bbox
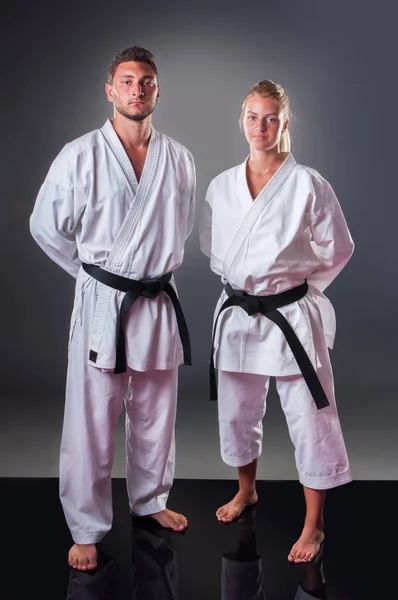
[1,0,397,479]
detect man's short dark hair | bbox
[108,46,158,84]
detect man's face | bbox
[105,61,159,121]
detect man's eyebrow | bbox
[118,74,155,79]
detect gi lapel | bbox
[89,121,161,363]
[101,119,139,196]
[100,119,160,271]
[223,154,297,282]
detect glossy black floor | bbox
[2,479,396,599]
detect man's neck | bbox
[111,113,152,150]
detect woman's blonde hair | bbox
[240,80,291,152]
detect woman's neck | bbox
[248,148,289,173]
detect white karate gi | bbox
[30,120,195,543]
[200,154,354,489]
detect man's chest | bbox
[125,147,148,181]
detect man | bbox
[30,46,195,571]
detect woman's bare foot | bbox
[287,528,324,563]
[130,507,188,531]
[68,543,98,571]
[216,490,258,523]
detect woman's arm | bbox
[307,176,354,292]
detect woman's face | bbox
[242,94,288,153]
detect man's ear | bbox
[105,83,114,103]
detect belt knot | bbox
[142,279,165,298]
[234,292,262,316]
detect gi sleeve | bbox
[199,182,213,259]
[185,151,196,239]
[199,180,224,276]
[306,175,354,293]
[30,149,82,279]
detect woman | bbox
[199,80,354,564]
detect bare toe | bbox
[216,507,226,520]
[288,528,324,564]
[68,544,98,571]
[304,552,313,563]
[172,515,187,531]
[80,557,88,571]
[149,508,188,531]
[288,543,297,562]
[216,492,258,524]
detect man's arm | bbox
[30,167,82,278]
[185,152,196,240]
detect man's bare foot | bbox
[287,528,324,564]
[68,543,98,571]
[130,508,188,531]
[216,490,258,523]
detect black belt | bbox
[82,263,191,374]
[210,281,329,410]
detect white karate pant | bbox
[221,557,265,600]
[218,344,352,490]
[60,309,178,544]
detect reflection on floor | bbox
[2,479,396,599]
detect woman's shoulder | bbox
[293,163,339,212]
[293,162,335,195]
[212,162,242,183]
